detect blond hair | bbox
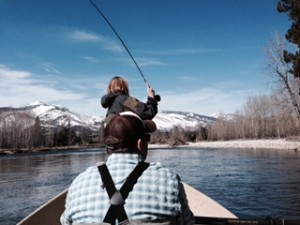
[107,76,129,95]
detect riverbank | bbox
[0,144,102,155]
[150,138,300,151]
[1,139,300,155]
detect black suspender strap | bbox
[98,163,126,225]
[98,162,150,225]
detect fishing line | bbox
[88,0,161,101]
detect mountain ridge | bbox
[0,101,217,131]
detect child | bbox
[101,76,158,123]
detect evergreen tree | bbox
[277,0,300,88]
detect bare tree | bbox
[167,126,187,146]
[265,32,300,120]
[206,91,299,141]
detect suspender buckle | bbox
[110,190,125,205]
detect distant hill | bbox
[0,101,216,131]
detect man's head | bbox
[104,112,156,158]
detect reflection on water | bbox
[0,148,299,225]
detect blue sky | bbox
[0,0,290,117]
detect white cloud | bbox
[0,64,31,79]
[39,62,62,75]
[70,30,104,42]
[82,56,101,64]
[138,57,168,67]
[62,98,106,117]
[104,41,123,53]
[0,65,89,111]
[68,29,123,53]
[138,48,226,56]
[158,87,251,116]
[180,76,198,81]
[0,64,117,116]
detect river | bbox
[0,147,300,225]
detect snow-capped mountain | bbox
[0,101,103,131]
[0,101,216,131]
[27,101,103,130]
[154,111,216,130]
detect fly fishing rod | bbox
[89,0,161,101]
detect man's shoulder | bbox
[149,161,173,170]
[147,162,179,180]
[71,165,99,186]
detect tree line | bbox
[0,111,93,152]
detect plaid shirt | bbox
[61,153,194,225]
